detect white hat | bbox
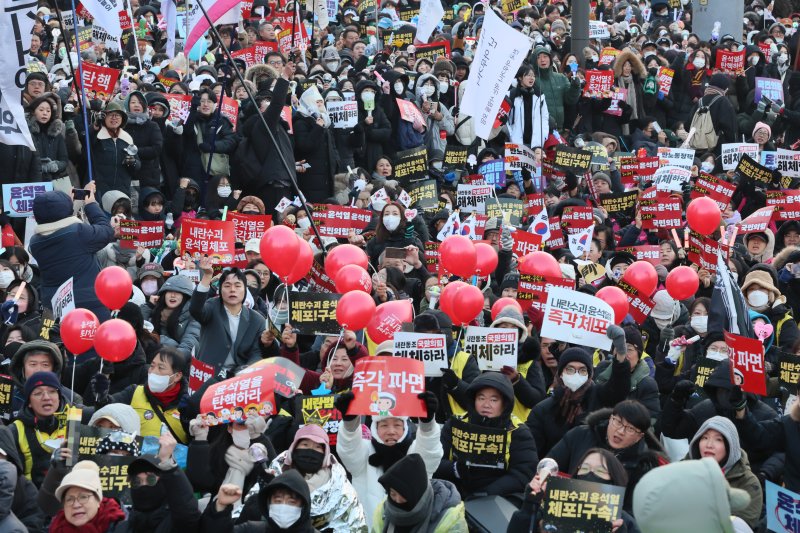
[89,403,141,434]
[245,238,261,253]
[55,460,103,502]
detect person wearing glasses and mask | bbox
[547,399,668,513]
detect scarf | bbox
[620,75,638,136]
[128,112,149,125]
[222,445,255,501]
[49,497,126,533]
[368,434,414,472]
[34,216,82,236]
[149,382,181,407]
[554,378,591,425]
[303,466,332,493]
[381,483,434,533]
[703,85,727,98]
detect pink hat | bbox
[753,121,772,139]
[286,424,332,467]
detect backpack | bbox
[689,94,723,150]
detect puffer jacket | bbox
[90,125,141,201]
[531,47,581,129]
[9,339,82,417]
[414,73,455,154]
[27,95,68,181]
[0,425,45,533]
[140,276,201,357]
[371,479,467,533]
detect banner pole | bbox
[68,0,95,183]
[127,1,144,71]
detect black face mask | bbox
[576,472,610,485]
[131,483,166,511]
[292,448,325,475]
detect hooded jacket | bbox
[530,47,581,129]
[414,73,455,154]
[371,477,467,533]
[507,79,550,149]
[743,228,775,264]
[9,340,82,417]
[293,86,338,202]
[124,91,163,188]
[353,80,392,172]
[140,276,201,357]
[101,190,131,217]
[687,416,763,528]
[0,425,46,533]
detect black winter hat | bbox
[709,73,731,91]
[623,326,643,355]
[556,347,593,378]
[24,371,61,401]
[414,313,440,333]
[378,453,428,509]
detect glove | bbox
[45,161,60,173]
[671,380,696,406]
[440,367,460,390]
[0,300,19,325]
[123,156,137,167]
[729,385,747,411]
[779,266,794,284]
[757,99,768,113]
[198,142,213,153]
[665,344,683,365]
[417,391,438,423]
[334,391,357,421]
[500,365,519,383]
[660,327,675,347]
[189,417,210,441]
[65,119,75,133]
[606,324,626,355]
[89,372,111,400]
[500,225,513,252]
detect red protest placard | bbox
[254,41,278,63]
[716,49,745,73]
[220,96,239,131]
[638,157,660,176]
[310,204,372,238]
[189,357,216,394]
[76,63,120,100]
[616,245,661,266]
[231,46,257,67]
[617,280,655,325]
[277,25,308,56]
[229,212,273,243]
[603,88,627,117]
[517,274,575,312]
[307,260,336,292]
[181,218,236,263]
[119,10,132,31]
[583,70,614,96]
[119,220,164,250]
[493,98,511,129]
[767,190,800,221]
[737,206,774,234]
[512,231,543,258]
[691,172,735,210]
[687,231,729,274]
[424,241,439,273]
[164,94,192,125]
[657,67,674,96]
[598,47,619,66]
[561,206,594,233]
[724,331,767,395]
[281,106,293,134]
[396,98,425,123]
[525,193,545,215]
[547,217,566,249]
[641,194,682,229]
[347,357,427,417]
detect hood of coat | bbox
[10,339,63,385]
[465,372,515,422]
[688,415,741,473]
[101,190,132,214]
[613,49,647,79]
[244,63,279,86]
[414,72,439,101]
[256,468,313,529]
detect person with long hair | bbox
[141,275,201,358]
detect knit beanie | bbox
[753,121,772,139]
[24,371,61,401]
[33,191,73,225]
[556,348,593,378]
[286,424,332,468]
[709,73,730,91]
[378,453,429,509]
[55,460,103,501]
[623,326,644,355]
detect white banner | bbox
[0,0,36,150]
[393,332,448,376]
[456,184,491,214]
[589,20,610,40]
[541,287,613,351]
[460,8,529,140]
[652,165,692,193]
[326,100,358,128]
[416,0,444,43]
[721,143,759,171]
[80,0,123,39]
[51,277,75,320]
[464,326,518,371]
[776,149,800,178]
[306,0,329,29]
[657,147,695,171]
[163,0,178,58]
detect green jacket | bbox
[533,58,580,129]
[371,500,467,533]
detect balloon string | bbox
[70,354,76,406]
[326,328,345,374]
[454,326,464,351]
[111,310,119,318]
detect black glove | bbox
[440,368,460,390]
[334,391,357,421]
[456,24,466,39]
[90,372,111,400]
[198,142,212,153]
[671,379,695,406]
[729,385,747,411]
[417,391,438,423]
[660,327,675,348]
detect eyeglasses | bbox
[609,415,643,436]
[129,473,159,488]
[64,493,94,507]
[255,270,270,277]
[563,366,588,376]
[577,463,609,478]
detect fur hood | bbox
[244,63,279,86]
[614,49,647,79]
[772,244,800,271]
[27,115,64,137]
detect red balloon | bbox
[95,266,133,311]
[440,235,477,278]
[93,319,137,363]
[686,197,721,236]
[367,300,414,344]
[261,225,300,278]
[325,244,369,280]
[666,266,700,301]
[519,251,562,279]
[336,291,376,330]
[474,243,499,276]
[491,297,523,321]
[452,285,485,325]
[622,261,659,296]
[335,264,373,293]
[285,237,314,285]
[596,286,629,325]
[60,308,98,355]
[439,281,467,322]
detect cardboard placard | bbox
[164,94,192,125]
[392,332,448,377]
[347,357,427,417]
[561,206,594,233]
[657,147,695,171]
[598,191,637,218]
[463,326,518,371]
[414,41,451,61]
[326,100,358,128]
[83,455,135,506]
[725,330,767,396]
[505,143,538,172]
[778,351,800,389]
[617,280,655,325]
[189,357,216,394]
[775,149,800,178]
[396,98,425,123]
[0,375,12,422]
[615,245,661,266]
[450,417,508,469]
[542,477,625,533]
[409,180,439,211]
[119,220,164,249]
[765,481,800,533]
[309,204,372,238]
[583,69,614,96]
[181,218,235,263]
[511,231,543,258]
[715,49,745,73]
[657,67,674,96]
[2,182,53,217]
[691,173,736,210]
[51,277,75,321]
[289,292,341,335]
[485,198,525,226]
[517,274,575,312]
[754,76,784,104]
[695,357,722,387]
[456,184,491,214]
[766,190,800,221]
[721,143,760,171]
[737,206,774,234]
[444,144,469,168]
[478,159,506,188]
[294,394,342,445]
[75,63,120,100]
[540,287,613,350]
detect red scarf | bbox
[149,382,181,407]
[49,497,125,533]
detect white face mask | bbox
[361,91,375,103]
[383,215,401,232]
[141,279,158,296]
[326,61,339,71]
[706,348,728,361]
[690,315,708,334]
[439,81,449,93]
[654,317,673,330]
[231,428,250,449]
[394,82,405,94]
[269,503,302,528]
[297,217,311,230]
[780,53,789,64]
[700,161,714,173]
[693,57,706,68]
[422,85,435,97]
[561,372,589,392]
[148,372,173,393]
[217,186,232,198]
[749,55,760,66]
[748,290,770,309]
[0,271,14,289]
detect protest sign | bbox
[414,41,451,61]
[396,98,425,123]
[505,143,538,172]
[2,182,53,217]
[450,417,508,469]
[603,88,627,117]
[737,206,774,234]
[598,191,637,218]
[457,184,491,213]
[615,246,660,266]
[737,153,775,185]
[394,146,428,183]
[409,180,439,211]
[640,194,683,230]
[541,287,613,350]
[289,292,340,335]
[382,29,415,50]
[638,156,660,176]
[294,394,342,445]
[181,219,235,263]
[164,94,192,124]
[77,425,144,457]
[393,332,448,376]
[686,231,730,274]
[765,481,800,533]
[231,46,257,67]
[486,198,525,226]
[276,24,308,55]
[560,205,594,233]
[228,212,273,243]
[464,327,518,371]
[776,149,800,178]
[721,143,760,171]
[657,67,674,97]
[512,230,543,258]
[119,220,164,250]
[326,100,358,128]
[501,0,526,13]
[589,20,610,40]
[85,455,134,506]
[598,47,619,66]
[76,62,119,101]
[51,277,75,321]
[779,351,800,389]
[542,477,625,533]
[691,173,736,210]
[478,159,506,188]
[616,280,655,325]
[219,96,239,131]
[695,357,722,387]
[583,69,614,97]
[657,147,695,171]
[577,261,607,284]
[310,204,372,238]
[754,76,784,104]
[189,357,216,394]
[725,330,767,396]
[547,217,566,249]
[525,193,546,216]
[767,190,800,221]
[307,259,336,293]
[652,165,692,193]
[444,144,468,168]
[347,357,426,417]
[517,274,575,312]
[423,241,439,273]
[715,49,745,73]
[0,375,12,422]
[762,151,778,170]
[554,146,593,173]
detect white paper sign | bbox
[776,149,800,178]
[721,143,759,171]
[456,184,491,214]
[325,100,358,128]
[589,20,611,40]
[657,147,696,171]
[652,165,692,193]
[392,332,448,376]
[541,287,613,351]
[51,277,75,320]
[2,182,54,218]
[464,326,518,371]
[416,0,444,43]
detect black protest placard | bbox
[0,374,12,422]
[294,394,343,446]
[409,180,439,211]
[393,146,428,184]
[598,191,637,219]
[444,144,469,168]
[554,146,593,174]
[694,357,722,387]
[736,154,775,187]
[542,477,625,533]
[289,292,341,335]
[80,454,135,506]
[779,351,800,389]
[450,417,508,469]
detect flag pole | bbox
[127,1,144,71]
[68,0,95,183]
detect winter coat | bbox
[96,242,145,279]
[783,83,800,147]
[371,479,467,533]
[124,115,163,189]
[0,426,46,533]
[353,80,392,172]
[293,114,338,202]
[0,144,40,183]
[595,358,661,420]
[269,453,368,532]
[507,85,550,148]
[688,90,739,149]
[91,124,141,201]
[9,339,82,417]
[532,49,581,129]
[336,418,443,527]
[29,200,115,322]
[71,341,148,399]
[140,303,201,359]
[671,52,712,126]
[414,73,455,154]
[526,358,631,457]
[28,109,68,181]
[180,103,238,184]
[734,409,800,493]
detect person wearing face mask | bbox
[294,85,339,203]
[414,73,455,154]
[124,90,163,189]
[365,202,424,266]
[140,275,201,359]
[269,425,368,532]
[507,64,550,149]
[0,280,41,348]
[510,448,638,533]
[204,175,241,217]
[353,80,392,172]
[673,49,712,125]
[641,290,689,362]
[323,87,358,172]
[381,70,426,155]
[137,188,178,224]
[773,245,800,319]
[656,298,712,392]
[741,269,799,351]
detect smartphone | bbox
[385,247,406,259]
[72,188,89,200]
